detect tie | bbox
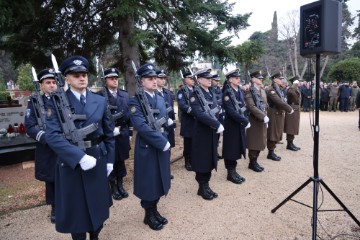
[112,92,117,98]
[80,94,86,106]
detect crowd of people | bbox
[25,54,360,239]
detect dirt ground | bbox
[0,111,360,240]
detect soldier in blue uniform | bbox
[190,68,224,200]
[221,69,250,184]
[100,68,133,200]
[156,69,175,179]
[45,56,115,240]
[211,74,224,159]
[25,68,58,223]
[129,63,171,231]
[177,70,195,171]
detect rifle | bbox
[188,68,220,120]
[99,65,124,126]
[225,82,246,116]
[269,72,286,102]
[30,67,46,130]
[131,61,166,132]
[50,54,98,150]
[179,70,191,104]
[248,71,265,111]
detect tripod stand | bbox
[271,54,360,240]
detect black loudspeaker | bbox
[300,0,342,57]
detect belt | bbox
[83,137,104,148]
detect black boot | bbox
[227,168,245,184]
[144,208,163,230]
[292,142,301,150]
[286,140,298,151]
[184,157,192,171]
[117,177,129,198]
[109,181,122,200]
[267,150,281,161]
[197,183,214,200]
[154,205,168,225]
[89,232,99,240]
[248,159,264,172]
[50,205,55,224]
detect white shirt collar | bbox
[144,90,155,98]
[71,89,86,101]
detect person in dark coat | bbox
[177,70,195,171]
[129,63,171,231]
[320,82,330,111]
[25,68,58,223]
[221,69,250,184]
[338,81,351,112]
[101,68,132,200]
[190,68,224,200]
[302,82,312,112]
[156,69,176,148]
[266,72,293,161]
[284,77,301,151]
[356,90,360,130]
[45,55,115,240]
[156,69,176,179]
[245,70,268,172]
[211,74,224,159]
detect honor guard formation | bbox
[26,54,308,239]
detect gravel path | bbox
[1,111,359,240]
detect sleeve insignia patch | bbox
[224,96,230,101]
[190,97,195,102]
[26,109,31,118]
[270,91,276,94]
[178,93,183,99]
[130,106,136,113]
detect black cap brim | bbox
[65,66,88,75]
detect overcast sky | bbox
[230,0,360,45]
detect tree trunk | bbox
[117,14,140,96]
[320,56,329,79]
[300,60,308,79]
[293,38,299,76]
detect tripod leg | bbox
[320,179,360,226]
[272,178,313,213]
[312,179,320,240]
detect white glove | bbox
[245,122,251,129]
[163,141,171,151]
[288,109,294,114]
[113,127,120,136]
[167,118,174,126]
[264,116,270,123]
[79,154,97,171]
[107,163,113,177]
[129,136,132,142]
[216,124,224,133]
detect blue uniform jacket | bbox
[177,86,195,138]
[24,95,57,182]
[190,87,221,172]
[45,89,115,233]
[100,88,132,161]
[129,92,171,201]
[222,87,248,160]
[157,88,176,147]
